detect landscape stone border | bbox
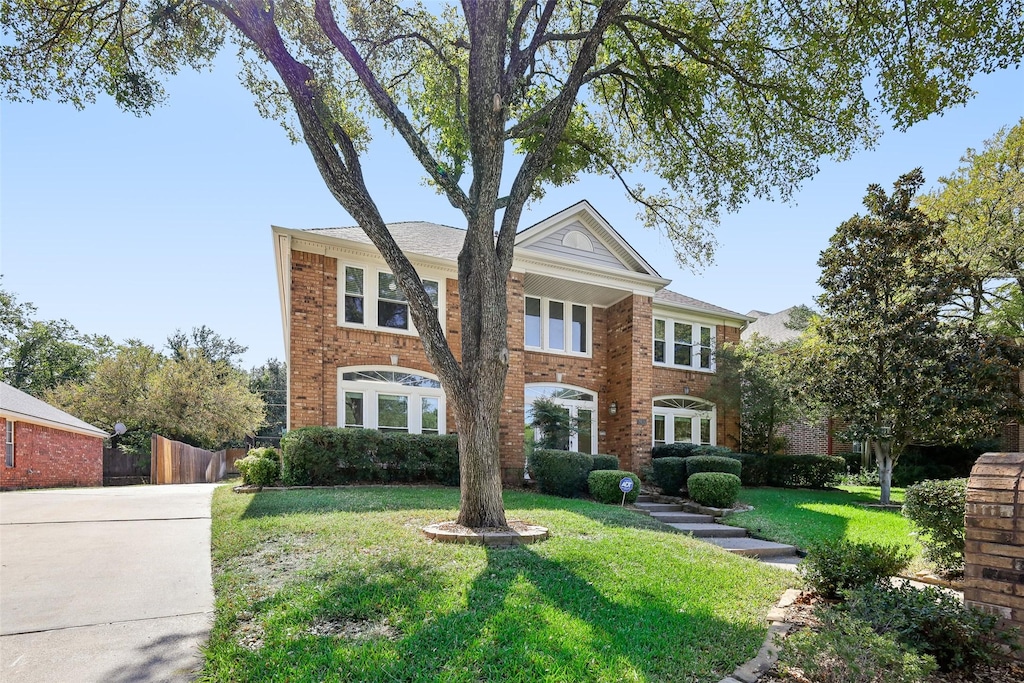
[422,522,549,546]
[718,588,802,683]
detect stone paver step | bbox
[704,537,798,558]
[650,512,714,524]
[668,523,748,538]
[633,502,682,514]
[635,494,654,503]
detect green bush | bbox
[843,582,1019,671]
[691,445,734,458]
[779,610,936,683]
[685,455,742,478]
[529,449,593,497]
[902,478,967,574]
[590,454,620,471]
[279,427,458,486]
[247,446,280,464]
[651,457,688,496]
[651,443,699,459]
[236,453,280,487]
[588,470,640,504]
[686,472,741,508]
[725,453,845,488]
[800,539,912,599]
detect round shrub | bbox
[800,538,912,599]
[236,453,280,487]
[651,457,687,496]
[686,472,741,508]
[247,447,280,463]
[685,455,742,478]
[590,454,620,471]
[588,470,640,504]
[902,478,967,574]
[529,449,593,497]
[651,443,699,459]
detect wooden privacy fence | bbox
[151,434,228,484]
[103,447,150,485]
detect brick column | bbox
[964,452,1024,659]
[500,271,526,485]
[605,295,653,474]
[289,250,327,428]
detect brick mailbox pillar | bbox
[964,452,1024,658]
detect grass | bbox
[202,485,797,682]
[723,486,927,572]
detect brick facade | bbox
[0,417,103,490]
[286,248,744,483]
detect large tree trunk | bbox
[874,439,895,505]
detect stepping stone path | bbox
[633,496,798,560]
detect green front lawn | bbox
[202,486,796,682]
[723,486,926,570]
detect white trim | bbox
[337,261,446,337]
[524,382,599,454]
[0,411,107,439]
[652,395,716,447]
[337,367,446,435]
[524,296,592,357]
[653,316,716,372]
[652,302,750,327]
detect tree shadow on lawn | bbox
[236,485,668,534]
[213,543,772,683]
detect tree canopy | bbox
[803,170,1022,503]
[6,0,1023,526]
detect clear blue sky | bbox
[2,53,1021,369]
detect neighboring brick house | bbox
[0,382,107,490]
[273,201,750,483]
[742,308,855,458]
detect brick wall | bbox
[964,453,1024,659]
[500,272,526,484]
[604,295,654,473]
[0,418,103,490]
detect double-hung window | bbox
[340,265,440,333]
[339,369,446,435]
[652,316,714,370]
[5,420,14,467]
[524,296,589,355]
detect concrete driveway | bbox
[0,484,218,682]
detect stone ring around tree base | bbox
[422,520,549,546]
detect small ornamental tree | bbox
[804,170,1022,504]
[5,1,1023,526]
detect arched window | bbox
[525,383,597,454]
[652,396,715,446]
[561,230,595,252]
[338,367,445,434]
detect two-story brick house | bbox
[273,201,750,484]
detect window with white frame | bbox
[5,420,14,467]
[524,384,597,454]
[653,317,714,370]
[338,369,446,435]
[652,397,715,446]
[524,296,589,355]
[340,265,440,332]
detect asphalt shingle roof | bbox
[741,307,803,342]
[653,289,749,320]
[0,382,108,437]
[307,222,467,261]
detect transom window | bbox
[525,296,590,355]
[653,317,714,370]
[339,368,445,435]
[524,384,597,454]
[341,264,440,333]
[653,396,715,446]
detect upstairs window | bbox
[653,317,715,370]
[525,296,590,355]
[339,265,440,333]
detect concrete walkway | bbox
[0,484,218,682]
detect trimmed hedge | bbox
[726,453,844,488]
[237,449,281,487]
[588,470,640,504]
[651,457,688,496]
[800,538,911,599]
[529,449,593,497]
[903,478,968,573]
[651,443,700,459]
[590,454,620,471]
[685,455,742,478]
[687,472,741,508]
[691,445,734,458]
[280,427,459,486]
